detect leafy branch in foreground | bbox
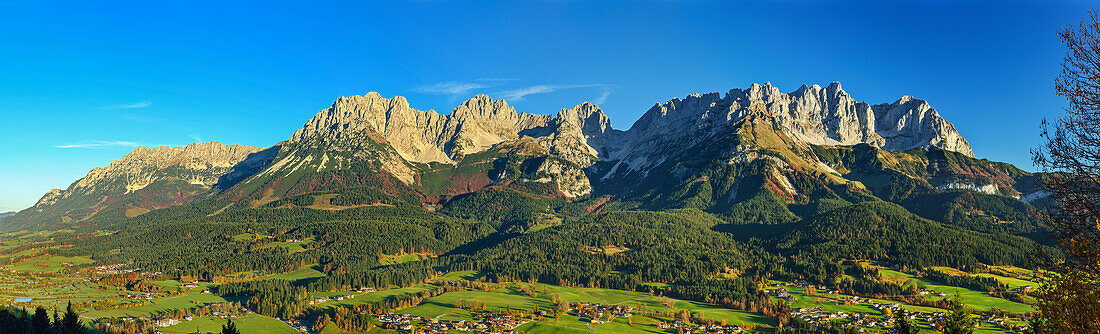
[1031,8,1100,333]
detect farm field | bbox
[260,265,326,281]
[515,314,669,334]
[312,285,439,310]
[83,292,234,318]
[772,283,1029,332]
[7,254,94,273]
[0,278,132,310]
[877,269,1035,313]
[257,237,313,253]
[395,281,773,328]
[161,314,298,334]
[974,273,1037,289]
[432,270,483,282]
[378,252,433,266]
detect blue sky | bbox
[0,1,1090,212]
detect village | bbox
[657,321,747,334]
[142,301,253,330]
[378,312,530,333]
[771,280,1030,334]
[568,301,633,323]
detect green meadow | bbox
[397,281,772,328]
[161,314,297,334]
[878,269,1034,313]
[84,292,234,318]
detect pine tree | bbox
[221,318,241,334]
[895,309,919,334]
[941,291,974,334]
[57,302,84,334]
[31,307,49,334]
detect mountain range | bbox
[1,82,1046,239]
[0,83,1053,334]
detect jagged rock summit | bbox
[66,142,264,195]
[291,93,613,167]
[275,83,974,202]
[599,82,973,173]
[290,82,972,175]
[625,82,969,154]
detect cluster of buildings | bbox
[307,294,356,305]
[788,302,1027,332]
[916,289,949,297]
[125,293,154,300]
[789,304,937,329]
[567,302,633,323]
[788,307,854,325]
[94,263,137,275]
[304,288,375,305]
[378,312,530,333]
[149,302,251,328]
[978,314,1029,333]
[1011,285,1034,293]
[657,320,745,334]
[152,315,192,327]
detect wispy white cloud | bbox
[55,140,143,149]
[413,82,488,96]
[475,78,519,82]
[593,91,612,105]
[97,101,152,110]
[498,84,604,101]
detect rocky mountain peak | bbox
[72,142,263,193]
[12,142,264,229]
[451,94,515,120]
[292,93,559,165]
[871,96,972,156]
[285,85,972,193]
[556,102,613,138]
[600,82,974,174]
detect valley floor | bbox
[0,233,1035,334]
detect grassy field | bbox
[876,269,1034,313]
[915,278,1033,313]
[929,266,1039,289]
[378,252,433,266]
[0,240,26,251]
[975,273,1037,289]
[83,292,234,318]
[312,285,439,310]
[303,277,772,332]
[161,314,297,334]
[515,314,669,334]
[432,270,484,282]
[2,280,131,310]
[260,265,326,281]
[772,282,1030,333]
[397,281,773,328]
[257,237,313,253]
[6,254,94,273]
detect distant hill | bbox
[1,142,263,231]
